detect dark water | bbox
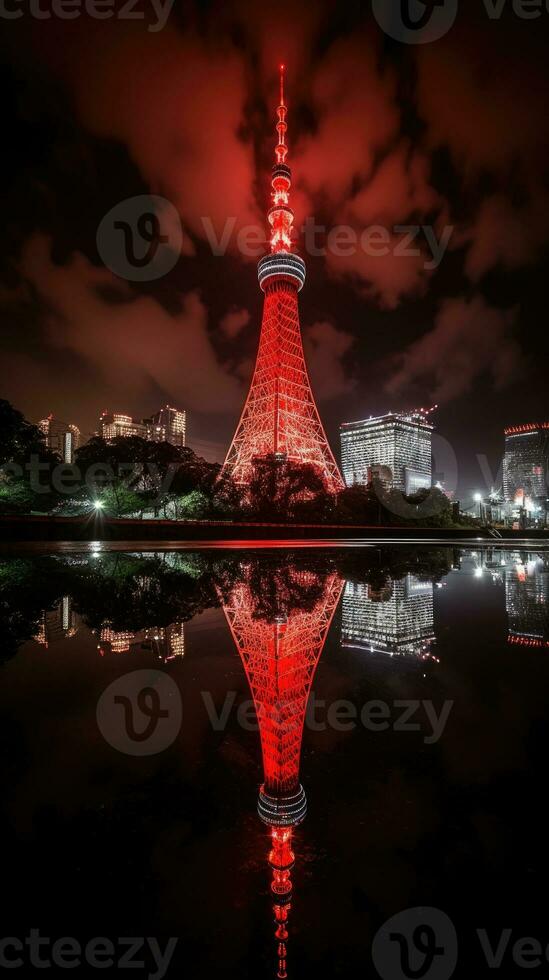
[1,544,549,978]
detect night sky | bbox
[1,0,548,501]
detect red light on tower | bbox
[223,66,344,492]
[219,565,344,977]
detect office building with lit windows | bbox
[505,554,549,649]
[100,406,186,447]
[340,410,433,493]
[145,406,186,448]
[341,574,436,660]
[99,413,148,440]
[39,415,80,463]
[503,422,549,507]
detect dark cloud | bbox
[303,320,356,400]
[385,296,522,403]
[17,233,246,415]
[219,308,250,339]
[0,0,548,487]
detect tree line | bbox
[0,399,464,526]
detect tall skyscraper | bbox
[340,410,434,493]
[224,66,343,491]
[39,415,80,464]
[34,597,79,646]
[99,406,186,447]
[341,574,436,660]
[503,422,549,507]
[505,553,549,648]
[145,406,186,448]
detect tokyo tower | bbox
[223,67,344,493]
[219,563,344,977]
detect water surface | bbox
[1,545,548,977]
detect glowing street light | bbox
[93,500,104,511]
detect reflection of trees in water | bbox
[0,553,227,662]
[334,546,453,590]
[218,558,338,624]
[0,548,454,663]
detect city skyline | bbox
[1,2,547,500]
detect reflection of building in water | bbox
[99,626,135,655]
[505,554,549,648]
[97,623,185,660]
[341,574,437,661]
[34,597,79,647]
[220,565,343,979]
[165,623,185,660]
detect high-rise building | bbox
[503,422,549,507]
[97,622,185,660]
[34,597,79,646]
[99,413,148,440]
[341,574,436,660]
[39,415,80,464]
[340,410,434,493]
[505,553,549,649]
[145,406,186,448]
[99,406,186,447]
[223,66,343,491]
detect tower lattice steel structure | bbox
[220,564,343,978]
[223,67,344,493]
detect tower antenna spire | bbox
[275,64,288,169]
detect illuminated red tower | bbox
[220,565,343,977]
[224,67,344,493]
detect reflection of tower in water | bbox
[505,553,549,648]
[220,565,343,978]
[341,574,436,661]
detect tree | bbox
[334,483,382,524]
[99,486,145,518]
[0,480,35,515]
[74,438,228,519]
[175,490,211,520]
[0,400,51,463]
[0,400,62,515]
[247,455,333,521]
